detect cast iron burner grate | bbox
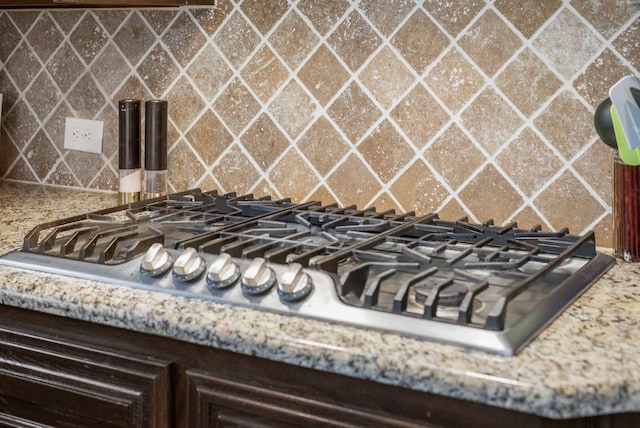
[0,189,615,355]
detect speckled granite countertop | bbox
[0,180,639,420]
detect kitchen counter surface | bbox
[0,180,639,420]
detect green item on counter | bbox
[612,104,640,166]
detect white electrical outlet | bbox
[63,117,103,154]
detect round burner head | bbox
[414,282,468,307]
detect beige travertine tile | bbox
[64,151,106,187]
[69,13,109,65]
[438,198,470,221]
[6,10,40,34]
[572,0,640,39]
[112,75,153,107]
[187,43,233,101]
[270,149,318,202]
[88,166,117,191]
[495,48,562,116]
[534,171,604,232]
[166,77,206,131]
[24,72,61,122]
[91,43,131,97]
[214,11,260,69]
[198,174,218,192]
[268,80,315,139]
[532,9,602,79]
[168,139,206,191]
[213,144,261,195]
[113,12,156,66]
[612,18,640,74]
[496,127,562,197]
[305,185,337,206]
[368,192,402,214]
[460,88,522,154]
[298,44,349,106]
[97,107,118,160]
[508,205,546,230]
[534,91,595,159]
[391,9,449,74]
[0,14,21,64]
[391,160,448,214]
[425,47,484,113]
[327,153,381,208]
[391,84,448,147]
[494,0,561,39]
[139,9,178,35]
[251,179,279,199]
[572,142,614,202]
[297,0,349,35]
[3,100,38,149]
[458,165,524,223]
[0,129,19,177]
[45,162,81,188]
[163,11,207,67]
[240,113,289,171]
[4,42,41,91]
[6,157,37,183]
[269,10,319,70]
[592,213,613,249]
[0,70,18,113]
[136,43,180,98]
[43,103,74,151]
[26,14,63,63]
[422,0,485,37]
[46,42,85,93]
[573,48,632,108]
[92,10,130,35]
[297,116,349,176]
[241,45,288,103]
[25,131,58,180]
[359,47,414,110]
[359,0,415,36]
[241,0,289,35]
[327,11,382,72]
[186,109,233,166]
[213,78,261,136]
[328,82,380,143]
[358,120,414,183]
[191,2,233,36]
[67,74,107,119]
[424,124,485,190]
[49,10,84,34]
[458,9,522,77]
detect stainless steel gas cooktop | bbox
[0,189,615,355]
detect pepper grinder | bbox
[118,99,141,205]
[143,100,168,199]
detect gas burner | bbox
[0,188,615,355]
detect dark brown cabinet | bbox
[0,304,638,428]
[1,0,213,8]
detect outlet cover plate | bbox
[63,117,103,154]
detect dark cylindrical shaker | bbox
[613,153,640,261]
[143,100,168,199]
[118,99,141,204]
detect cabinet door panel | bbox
[180,369,422,428]
[0,329,171,428]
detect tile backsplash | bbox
[1,1,639,248]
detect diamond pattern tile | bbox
[458,9,522,77]
[241,0,289,36]
[4,4,640,248]
[359,47,414,110]
[269,10,319,70]
[240,45,288,103]
[359,120,414,183]
[532,9,602,79]
[26,13,63,63]
[327,11,382,72]
[298,44,349,106]
[163,11,207,67]
[391,10,449,74]
[69,13,109,65]
[241,113,289,171]
[113,12,156,66]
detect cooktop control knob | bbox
[172,247,206,281]
[140,243,174,277]
[277,263,313,302]
[206,253,240,289]
[241,257,275,296]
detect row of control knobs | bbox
[139,243,313,302]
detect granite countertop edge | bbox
[1,180,640,420]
